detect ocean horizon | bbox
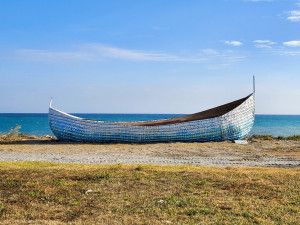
[0,113,299,137]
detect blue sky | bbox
[0,0,300,114]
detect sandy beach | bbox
[0,137,299,167]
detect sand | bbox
[0,138,299,167]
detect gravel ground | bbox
[0,152,299,167]
[0,139,299,167]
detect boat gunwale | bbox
[49,93,254,126]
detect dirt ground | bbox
[0,137,299,167]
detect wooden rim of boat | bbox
[49,76,255,127]
[49,93,253,127]
[121,94,253,126]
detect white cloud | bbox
[223,41,243,46]
[16,49,92,61]
[278,50,300,56]
[84,44,184,61]
[267,47,300,56]
[253,40,276,44]
[287,10,300,22]
[283,40,300,47]
[252,40,300,56]
[16,45,184,62]
[201,49,218,55]
[253,40,276,48]
[260,46,300,56]
[14,43,245,66]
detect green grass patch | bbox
[0,162,299,224]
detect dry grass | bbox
[0,162,299,224]
[0,134,54,143]
[248,134,300,141]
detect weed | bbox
[187,209,198,216]
[242,211,250,218]
[0,203,6,218]
[135,165,143,171]
[52,178,66,186]
[197,180,207,186]
[7,125,21,138]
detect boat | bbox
[48,78,255,143]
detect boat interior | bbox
[120,94,252,126]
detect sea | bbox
[0,113,299,137]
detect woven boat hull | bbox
[48,94,255,143]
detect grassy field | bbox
[0,162,299,224]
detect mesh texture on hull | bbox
[48,95,255,143]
